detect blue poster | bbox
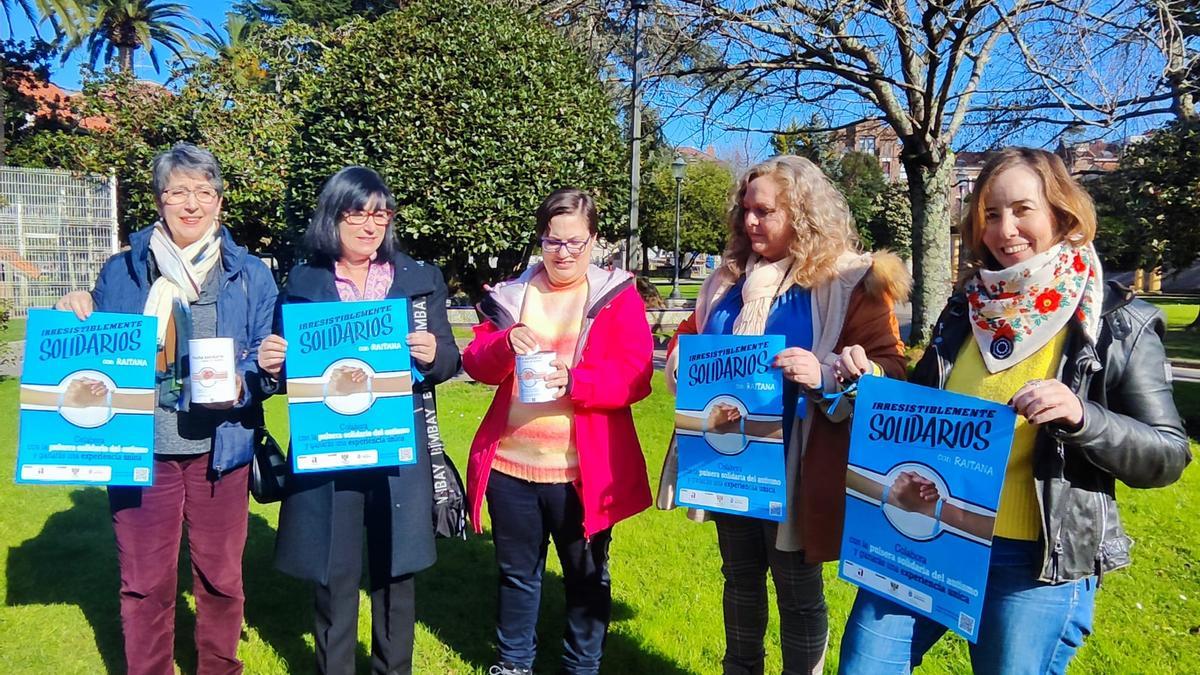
[16,309,157,486]
[838,376,1016,642]
[282,299,418,473]
[675,334,787,521]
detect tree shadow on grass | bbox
[173,510,317,674]
[239,511,315,673]
[5,489,318,674]
[417,531,691,674]
[5,488,125,673]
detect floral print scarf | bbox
[965,242,1102,373]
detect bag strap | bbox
[411,294,466,539]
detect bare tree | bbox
[1137,0,1198,120]
[648,0,1170,342]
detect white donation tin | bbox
[188,337,237,404]
[516,351,558,404]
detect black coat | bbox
[272,252,461,583]
[913,280,1190,582]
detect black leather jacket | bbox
[911,280,1190,583]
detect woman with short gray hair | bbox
[56,142,277,675]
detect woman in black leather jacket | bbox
[838,148,1190,674]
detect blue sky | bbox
[0,1,778,160]
[3,1,238,89]
[1,2,1167,165]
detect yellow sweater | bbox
[945,332,1067,541]
[492,273,587,484]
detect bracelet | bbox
[822,381,859,415]
[881,483,891,508]
[739,415,746,448]
[933,498,945,533]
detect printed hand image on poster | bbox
[16,309,157,486]
[838,376,1016,642]
[674,334,787,521]
[282,300,417,473]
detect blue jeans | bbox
[838,538,1096,675]
[486,470,613,674]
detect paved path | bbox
[1,341,22,377]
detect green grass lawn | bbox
[1148,300,1200,364]
[2,376,1198,673]
[0,318,26,343]
[653,282,702,301]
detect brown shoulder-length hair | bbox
[535,187,598,238]
[722,155,860,288]
[959,147,1096,280]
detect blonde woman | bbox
[658,155,911,674]
[837,148,1190,673]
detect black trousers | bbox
[314,471,415,675]
[712,513,828,675]
[486,470,613,674]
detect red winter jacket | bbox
[463,264,654,537]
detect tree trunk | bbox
[641,239,650,276]
[904,155,954,345]
[119,47,135,73]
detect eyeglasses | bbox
[342,210,395,226]
[161,187,219,206]
[540,236,591,255]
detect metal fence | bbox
[0,167,118,318]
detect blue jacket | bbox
[89,225,278,474]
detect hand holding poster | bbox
[16,309,157,485]
[838,376,1016,641]
[282,299,418,473]
[674,334,787,521]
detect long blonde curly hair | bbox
[722,155,860,288]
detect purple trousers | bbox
[108,454,250,675]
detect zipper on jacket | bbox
[931,318,947,387]
[1036,465,1054,580]
[1094,490,1108,586]
[1051,539,1064,583]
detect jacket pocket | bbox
[212,421,255,474]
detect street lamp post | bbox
[626,0,650,272]
[669,154,686,301]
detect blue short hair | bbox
[303,166,398,265]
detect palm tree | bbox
[44,0,197,74]
[194,12,258,60]
[1,0,36,34]
[188,12,265,87]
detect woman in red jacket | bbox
[464,188,654,675]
